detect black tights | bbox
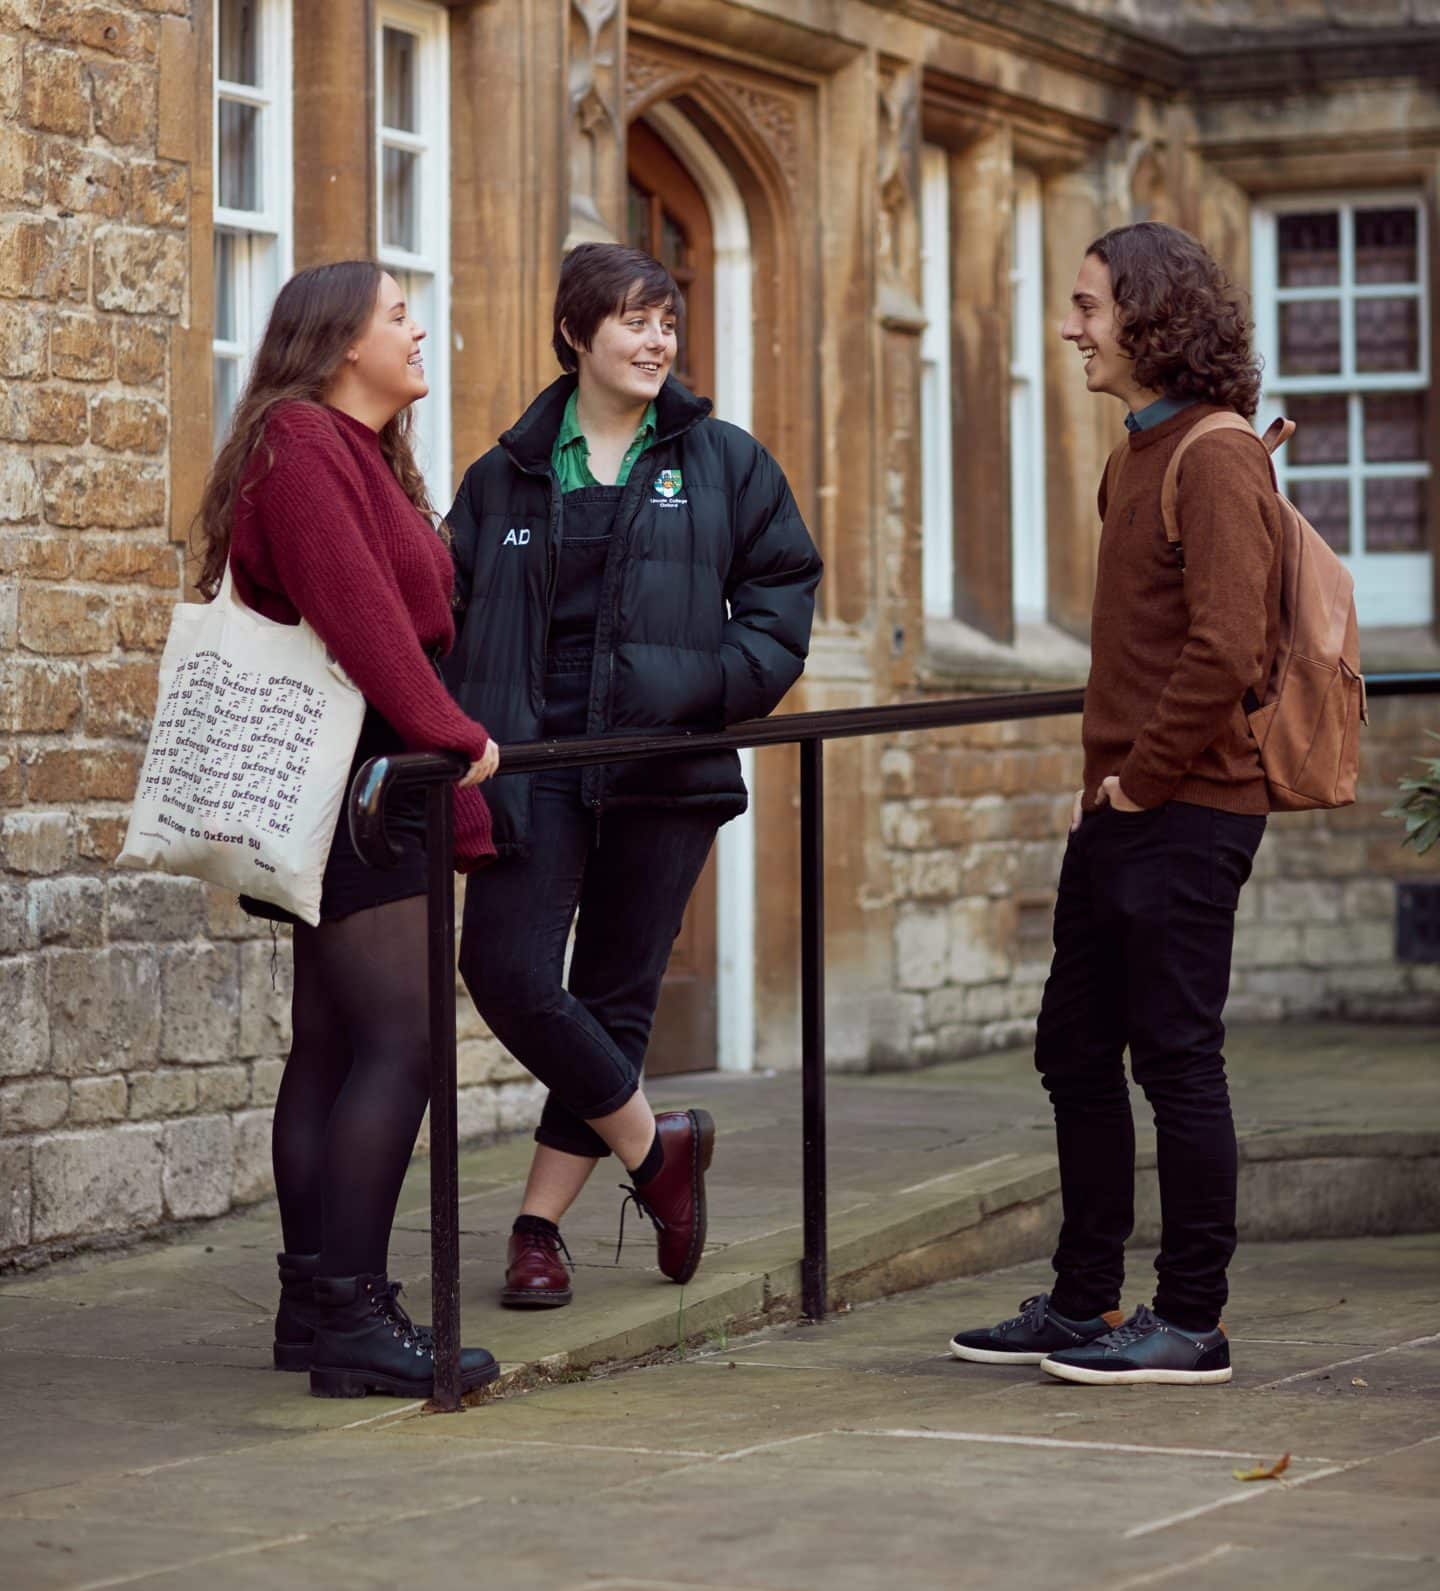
[271,894,430,1277]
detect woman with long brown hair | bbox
[197,260,499,1399]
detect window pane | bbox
[626,181,651,253]
[659,209,687,276]
[382,27,418,133]
[382,146,419,252]
[214,231,238,341]
[1290,477,1351,554]
[1355,296,1420,374]
[1286,394,1349,464]
[1365,476,1427,552]
[1279,299,1341,376]
[1365,392,1427,463]
[1277,211,1339,287]
[217,0,259,87]
[214,358,242,449]
[1355,207,1419,285]
[218,99,260,211]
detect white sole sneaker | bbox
[1040,1357,1233,1386]
[949,1340,1046,1364]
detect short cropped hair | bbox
[551,242,685,373]
[1087,221,1261,417]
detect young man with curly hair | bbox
[949,222,1282,1385]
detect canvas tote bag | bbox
[118,564,365,925]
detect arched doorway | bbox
[626,117,721,1077]
[627,120,715,399]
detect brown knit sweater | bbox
[1084,403,1282,815]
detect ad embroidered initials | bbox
[503,528,531,546]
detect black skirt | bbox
[239,704,429,927]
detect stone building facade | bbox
[2,0,1438,1268]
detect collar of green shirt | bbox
[552,389,658,491]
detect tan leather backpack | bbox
[1160,411,1367,811]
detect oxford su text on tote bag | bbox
[118,565,365,925]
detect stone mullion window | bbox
[212,0,294,448]
[1254,194,1432,628]
[375,0,452,505]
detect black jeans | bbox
[459,770,720,1158]
[1034,799,1265,1332]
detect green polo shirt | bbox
[551,390,657,492]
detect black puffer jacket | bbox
[444,375,822,855]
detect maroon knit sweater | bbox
[1086,403,1283,815]
[229,401,494,866]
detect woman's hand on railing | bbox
[459,740,501,787]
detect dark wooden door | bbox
[627,119,719,1077]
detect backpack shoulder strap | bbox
[1158,411,1277,545]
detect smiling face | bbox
[568,287,677,408]
[1060,252,1159,411]
[345,271,428,414]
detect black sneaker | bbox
[948,1292,1124,1365]
[1040,1304,1231,1386]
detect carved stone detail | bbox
[625,47,678,113]
[568,0,625,245]
[876,66,923,326]
[714,79,800,193]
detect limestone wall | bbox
[881,716,1082,1066]
[3,0,1439,1273]
[0,4,267,1265]
[0,2,542,1270]
[879,696,1440,1070]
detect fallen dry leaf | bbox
[1233,1452,1292,1483]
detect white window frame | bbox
[375,0,452,507]
[212,0,293,446]
[1254,191,1432,627]
[1009,166,1047,624]
[920,144,954,621]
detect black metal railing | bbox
[349,669,1439,1410]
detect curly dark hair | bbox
[1087,222,1261,418]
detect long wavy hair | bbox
[1087,222,1261,417]
[195,259,438,599]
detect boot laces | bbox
[614,1183,666,1265]
[516,1226,576,1272]
[367,1279,433,1356]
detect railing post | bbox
[425,780,462,1411]
[800,737,827,1320]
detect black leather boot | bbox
[273,1251,322,1371]
[308,1274,500,1399]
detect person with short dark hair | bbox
[446,242,821,1307]
[949,222,1281,1386]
